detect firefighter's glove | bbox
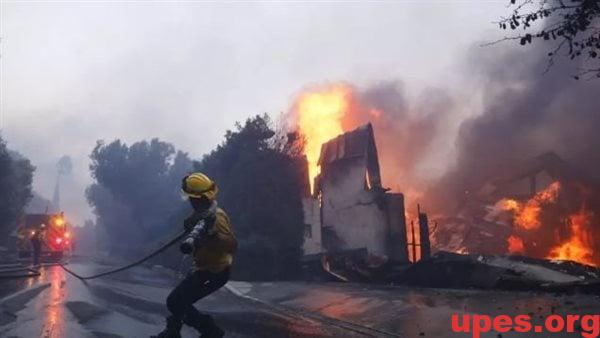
[179,238,195,254]
[180,221,207,255]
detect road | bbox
[0,258,598,338]
[0,259,361,338]
[229,281,600,337]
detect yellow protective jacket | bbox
[193,208,237,273]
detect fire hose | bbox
[5,213,208,281]
[59,229,188,281]
[60,207,218,280]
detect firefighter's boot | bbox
[151,316,182,338]
[183,313,224,338]
[200,325,224,338]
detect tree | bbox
[497,0,600,79]
[195,115,306,280]
[87,138,192,254]
[86,118,307,279]
[0,136,34,244]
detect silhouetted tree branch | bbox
[495,0,600,79]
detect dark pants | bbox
[166,267,230,332]
[32,242,41,266]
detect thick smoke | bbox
[429,43,600,213]
[292,40,600,224]
[329,42,600,261]
[358,83,451,197]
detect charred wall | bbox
[301,124,410,263]
[319,157,390,255]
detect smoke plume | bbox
[430,43,600,213]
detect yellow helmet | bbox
[181,172,218,200]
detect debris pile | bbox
[395,251,600,293]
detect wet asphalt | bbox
[0,259,361,338]
[1,258,599,337]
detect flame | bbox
[507,235,524,254]
[547,208,596,266]
[498,181,598,266]
[295,85,351,192]
[499,182,561,230]
[456,247,469,255]
[498,198,519,212]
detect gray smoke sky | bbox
[1,1,508,225]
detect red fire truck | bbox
[16,212,72,261]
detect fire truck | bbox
[16,212,72,261]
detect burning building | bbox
[290,84,433,278]
[290,83,598,288]
[434,152,600,267]
[302,123,411,265]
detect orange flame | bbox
[547,208,596,266]
[507,235,524,254]
[499,182,561,230]
[295,85,351,193]
[499,198,519,212]
[498,181,597,266]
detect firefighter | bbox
[30,227,42,266]
[152,173,237,338]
